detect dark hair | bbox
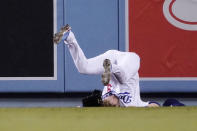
[82,90,103,107]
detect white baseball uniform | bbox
[64,31,148,107]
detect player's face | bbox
[103,95,120,107]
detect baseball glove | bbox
[82,90,103,107]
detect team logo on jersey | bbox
[102,91,132,104]
[118,92,132,104]
[163,0,197,31]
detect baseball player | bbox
[54,25,160,107]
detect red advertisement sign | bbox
[129,0,197,77]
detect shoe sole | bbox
[102,59,111,86]
[53,24,71,44]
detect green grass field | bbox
[0,107,196,131]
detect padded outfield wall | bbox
[129,0,197,92]
[0,0,196,93]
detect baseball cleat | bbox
[102,59,111,86]
[53,24,71,44]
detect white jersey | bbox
[65,31,148,107]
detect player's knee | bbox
[134,53,141,63]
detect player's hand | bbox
[148,103,160,107]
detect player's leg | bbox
[64,28,117,75]
[101,52,141,86]
[117,52,140,79]
[112,52,141,84]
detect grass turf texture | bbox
[0,107,196,131]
